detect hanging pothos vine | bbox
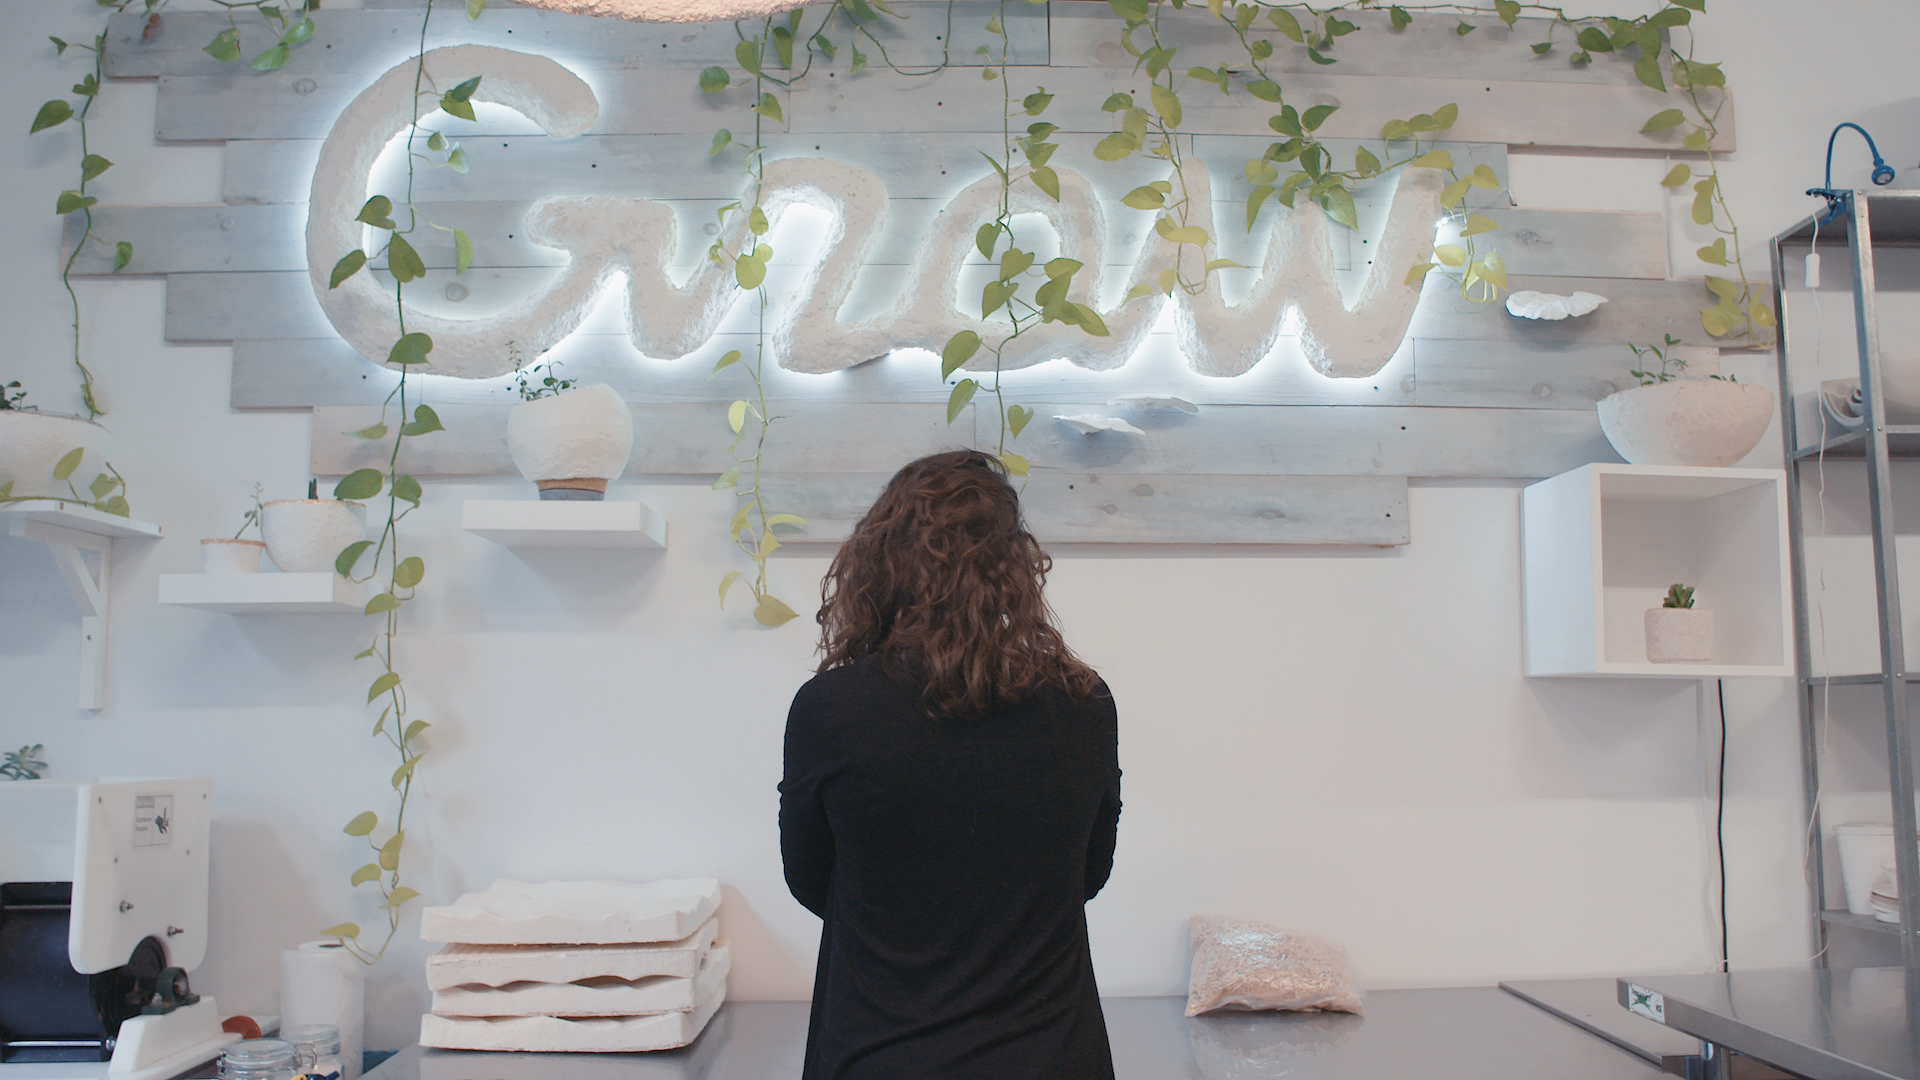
[313,0,487,963]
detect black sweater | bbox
[778,657,1122,1080]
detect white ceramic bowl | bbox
[506,384,634,486]
[260,500,367,574]
[0,411,114,497]
[1597,379,1774,467]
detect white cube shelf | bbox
[1522,464,1794,678]
[462,500,667,550]
[158,572,370,613]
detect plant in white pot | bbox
[262,481,368,575]
[0,380,124,510]
[1597,336,1774,467]
[505,358,633,501]
[1646,584,1713,664]
[202,483,268,574]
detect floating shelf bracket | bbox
[2,504,163,711]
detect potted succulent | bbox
[2,743,47,781]
[1597,336,1774,467]
[1646,584,1713,664]
[202,484,268,574]
[504,357,633,501]
[262,480,367,574]
[0,380,116,502]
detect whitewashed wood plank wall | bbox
[81,0,1729,544]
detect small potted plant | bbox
[1596,336,1774,467]
[2,744,47,781]
[504,353,633,501]
[1646,583,1713,664]
[262,479,367,574]
[0,380,116,501]
[202,484,268,574]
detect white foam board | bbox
[419,965,725,1053]
[426,916,719,990]
[431,944,730,1018]
[419,878,722,946]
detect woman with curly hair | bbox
[780,449,1121,1080]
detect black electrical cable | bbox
[1717,678,1729,974]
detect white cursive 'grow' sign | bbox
[306,46,1442,384]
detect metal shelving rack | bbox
[1775,190,1920,966]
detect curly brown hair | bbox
[815,450,1102,718]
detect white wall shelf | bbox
[1521,464,1794,678]
[158,572,369,613]
[462,500,667,550]
[2,502,164,710]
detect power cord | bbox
[1717,677,1729,973]
[1807,121,1897,224]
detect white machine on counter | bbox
[0,778,239,1080]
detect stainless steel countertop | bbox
[1619,968,1920,1080]
[371,989,1665,1079]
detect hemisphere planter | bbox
[201,538,266,574]
[261,500,367,574]
[506,384,634,501]
[1596,379,1774,467]
[1645,607,1714,664]
[0,411,113,498]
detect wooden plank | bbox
[309,401,1617,479]
[801,65,1729,150]
[221,131,1501,208]
[1411,339,1637,411]
[106,4,1042,78]
[1009,402,1618,478]
[1460,209,1667,280]
[1049,6,1652,86]
[760,472,1412,545]
[234,331,1421,409]
[309,402,969,476]
[242,334,1670,414]
[1198,135,1510,211]
[224,139,324,206]
[1409,275,1717,345]
[171,269,1724,349]
[153,61,1727,152]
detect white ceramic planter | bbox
[506,384,634,501]
[0,411,113,497]
[201,538,266,574]
[261,500,367,574]
[1645,607,1714,664]
[1597,379,1774,467]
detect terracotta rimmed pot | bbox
[0,410,113,498]
[506,384,633,502]
[1645,607,1714,664]
[1597,379,1774,467]
[260,500,367,574]
[201,538,266,574]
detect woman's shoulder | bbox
[790,655,909,713]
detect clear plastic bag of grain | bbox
[1184,915,1363,1017]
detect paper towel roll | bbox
[282,941,365,1080]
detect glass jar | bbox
[221,1038,296,1080]
[284,1025,345,1080]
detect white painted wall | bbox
[2,0,1917,1048]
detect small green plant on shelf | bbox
[512,353,577,401]
[1663,583,1696,609]
[233,482,266,540]
[1,745,47,781]
[1628,334,1736,385]
[1,382,29,410]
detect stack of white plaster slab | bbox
[417,878,727,1053]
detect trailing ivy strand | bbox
[316,0,484,966]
